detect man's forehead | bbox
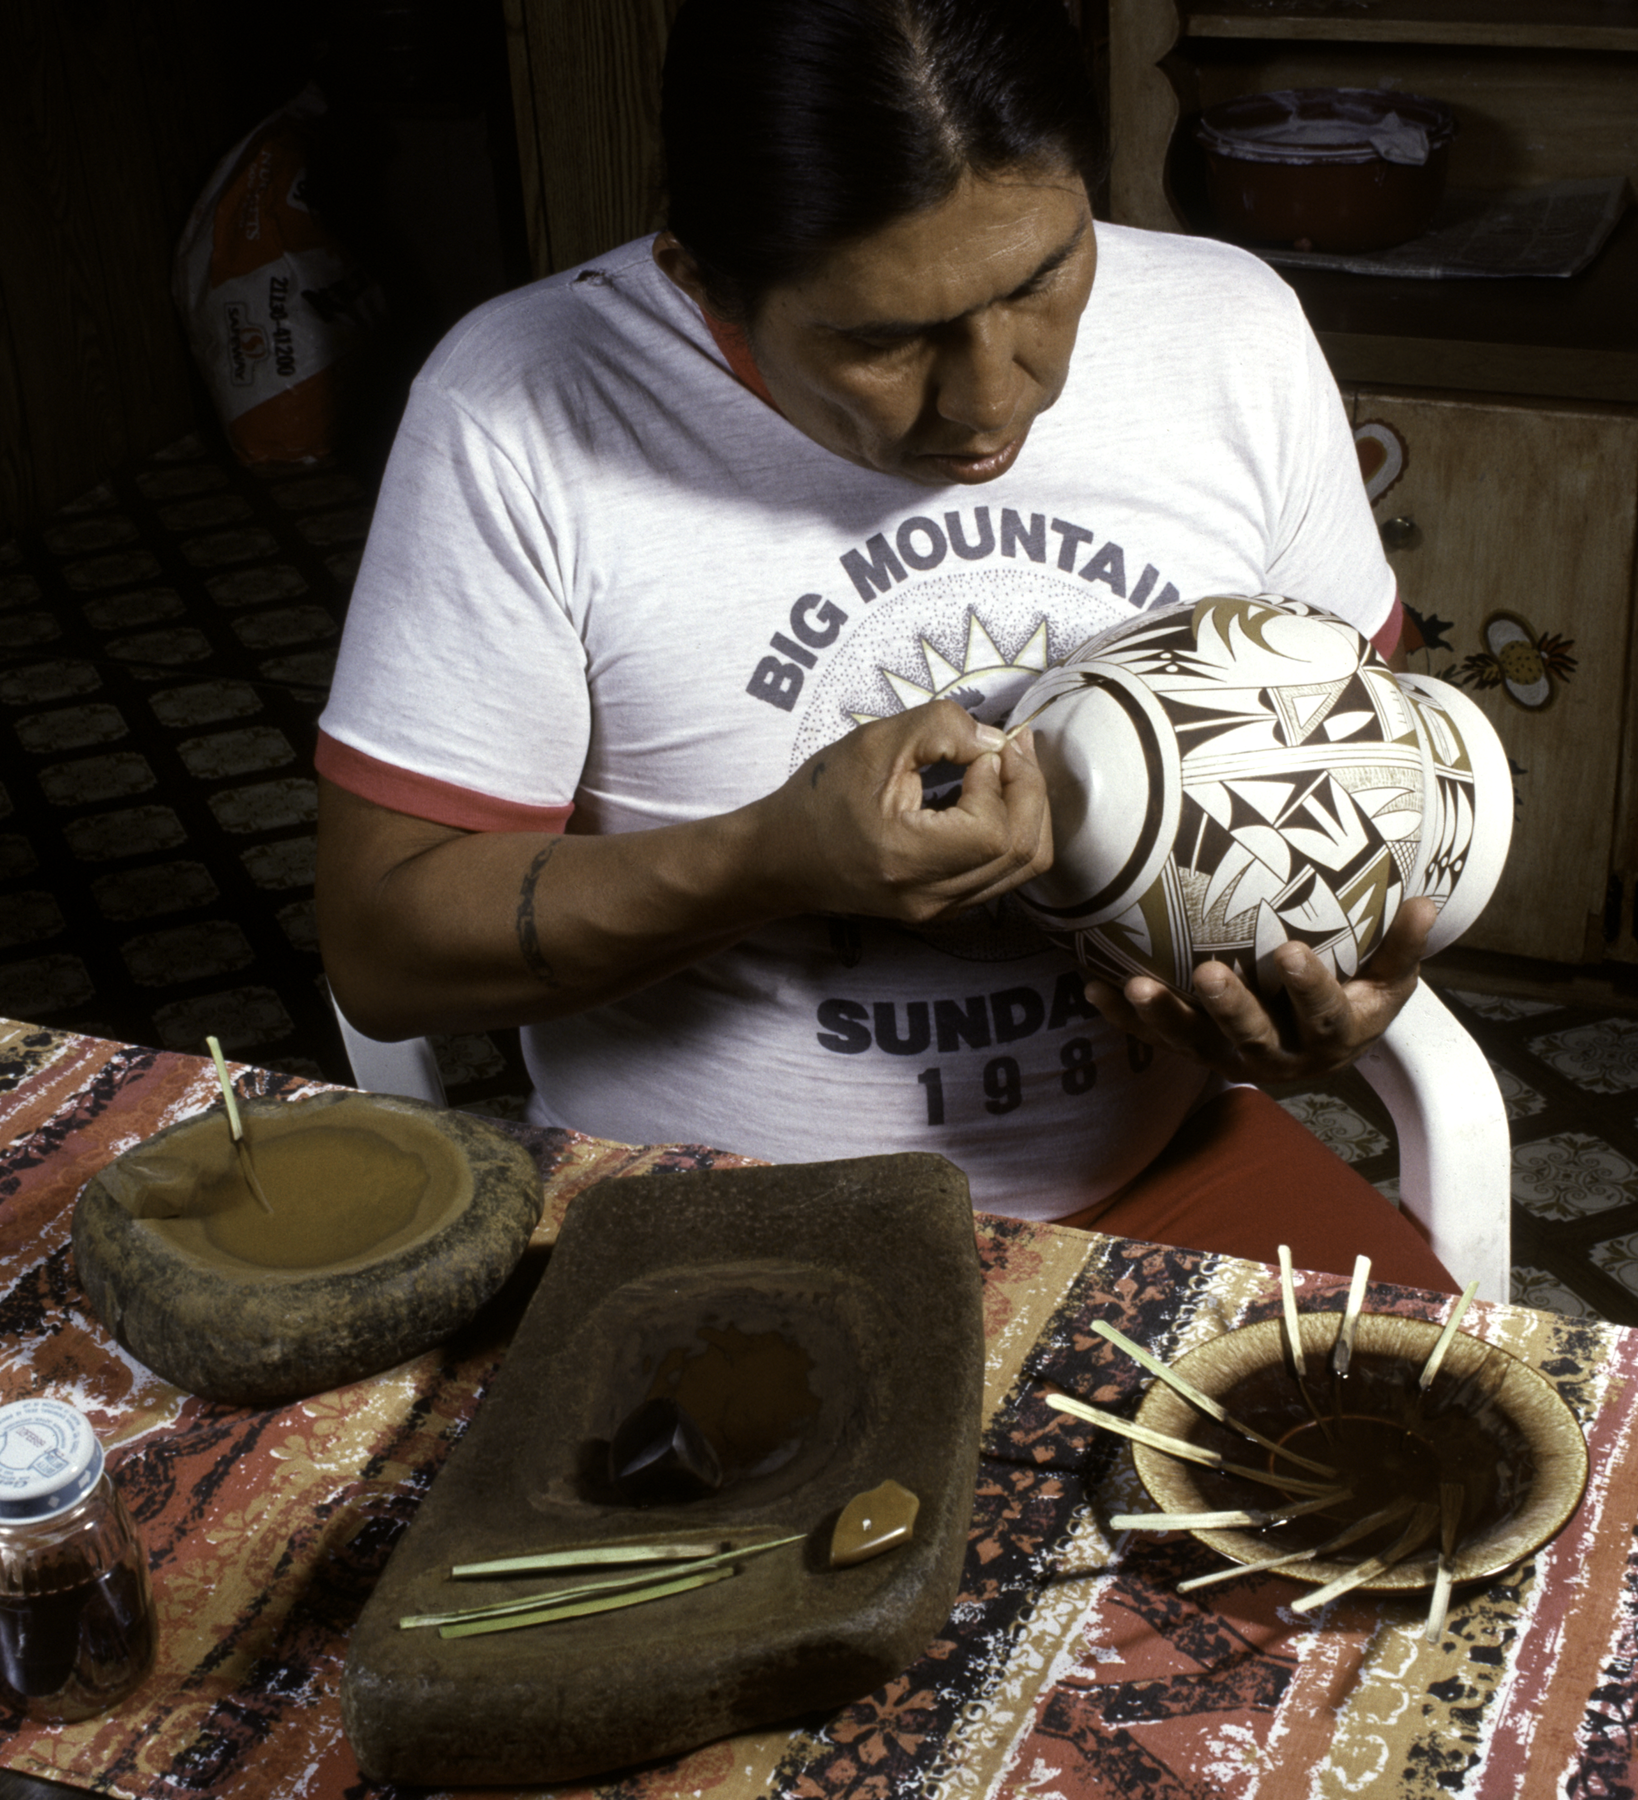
[781,170,1092,334]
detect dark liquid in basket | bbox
[0,1560,155,1713]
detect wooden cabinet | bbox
[1342,391,1638,961]
[1110,0,1638,404]
[1110,0,1638,962]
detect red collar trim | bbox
[699,309,781,414]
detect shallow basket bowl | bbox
[1130,1312,1587,1592]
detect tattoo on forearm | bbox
[516,843,560,986]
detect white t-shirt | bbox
[319,223,1395,1219]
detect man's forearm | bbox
[316,705,1050,1041]
[316,778,780,1038]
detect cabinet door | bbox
[1346,391,1638,962]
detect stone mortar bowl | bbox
[73,1091,542,1406]
[341,1152,986,1788]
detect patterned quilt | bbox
[2,1020,1636,1800]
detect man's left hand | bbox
[1083,896,1437,1084]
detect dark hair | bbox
[661,0,1104,321]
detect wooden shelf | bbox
[1271,203,1638,402]
[1184,0,1638,52]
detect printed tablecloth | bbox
[2,1018,1636,1799]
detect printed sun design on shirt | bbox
[858,605,1056,961]
[845,608,1052,811]
[785,567,1134,962]
[860,608,1051,972]
[850,610,1052,727]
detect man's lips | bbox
[913,433,1026,483]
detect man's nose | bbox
[933,313,1022,436]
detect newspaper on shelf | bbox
[1257,175,1632,279]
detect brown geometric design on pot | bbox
[1010,595,1511,1000]
[1455,611,1576,711]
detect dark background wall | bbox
[0,0,527,536]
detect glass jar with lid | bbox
[0,1397,157,1721]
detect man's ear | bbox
[652,232,713,311]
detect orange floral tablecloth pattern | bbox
[3,1018,1638,1800]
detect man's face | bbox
[744,163,1096,487]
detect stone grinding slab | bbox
[340,1152,985,1787]
[72,1091,543,1406]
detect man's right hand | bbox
[753,699,1054,923]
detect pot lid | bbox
[1198,88,1456,166]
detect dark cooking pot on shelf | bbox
[1197,87,1457,253]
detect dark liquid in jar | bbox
[0,1558,155,1720]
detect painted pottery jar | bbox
[1006,594,1512,997]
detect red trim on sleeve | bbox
[1371,591,1404,661]
[700,309,783,414]
[315,731,573,834]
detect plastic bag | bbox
[173,85,385,467]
